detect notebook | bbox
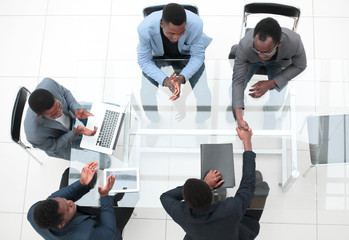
[80,102,125,154]
[104,168,140,193]
[200,143,235,188]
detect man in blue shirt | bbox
[137,3,212,122]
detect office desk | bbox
[69,59,299,210]
[124,59,298,192]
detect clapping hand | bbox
[80,161,98,186]
[98,174,116,197]
[75,109,94,119]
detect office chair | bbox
[143,4,198,18]
[303,114,349,176]
[11,87,43,165]
[228,2,301,75]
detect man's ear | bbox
[160,20,163,28]
[277,40,282,46]
[35,114,44,118]
[57,221,66,229]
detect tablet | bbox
[104,168,140,193]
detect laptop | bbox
[80,102,125,154]
[104,168,140,193]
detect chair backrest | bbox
[244,3,300,18]
[11,87,30,145]
[307,114,349,165]
[243,3,301,32]
[143,4,198,18]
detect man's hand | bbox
[98,174,116,197]
[164,74,185,101]
[73,125,97,136]
[163,74,178,93]
[75,109,94,119]
[249,79,276,98]
[234,108,250,131]
[169,75,185,101]
[236,127,252,151]
[237,118,250,131]
[80,161,98,186]
[204,170,224,189]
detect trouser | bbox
[245,62,288,129]
[140,56,211,122]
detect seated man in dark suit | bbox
[24,78,97,160]
[27,161,130,240]
[160,128,265,240]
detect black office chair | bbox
[11,87,43,165]
[228,2,301,75]
[143,4,198,18]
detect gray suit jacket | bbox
[232,27,307,109]
[24,78,81,160]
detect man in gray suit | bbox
[24,78,97,160]
[231,17,307,130]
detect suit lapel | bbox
[151,25,164,55]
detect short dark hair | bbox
[33,199,62,229]
[162,3,186,26]
[29,88,55,115]
[253,17,282,44]
[183,178,212,210]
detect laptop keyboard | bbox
[96,110,120,148]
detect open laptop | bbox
[80,102,125,154]
[104,168,140,193]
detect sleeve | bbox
[90,196,120,240]
[178,19,206,81]
[137,24,168,85]
[160,186,184,218]
[231,151,256,217]
[48,180,90,201]
[31,130,80,155]
[273,35,307,90]
[232,42,250,110]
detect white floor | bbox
[1,0,349,239]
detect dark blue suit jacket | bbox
[160,151,258,240]
[27,181,121,240]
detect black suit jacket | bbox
[160,151,258,240]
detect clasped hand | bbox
[163,74,185,101]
